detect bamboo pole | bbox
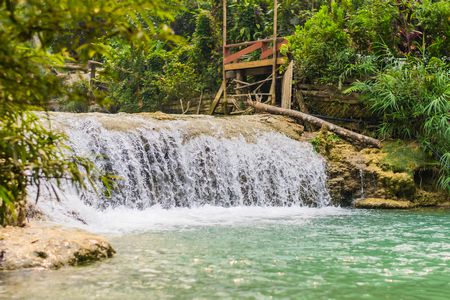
[270,0,278,105]
[247,101,382,148]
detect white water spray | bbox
[36,113,332,230]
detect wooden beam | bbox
[224,58,286,71]
[281,61,293,109]
[225,67,273,78]
[229,93,272,97]
[224,37,286,48]
[247,101,382,148]
[234,77,281,90]
[224,42,263,64]
[209,80,226,115]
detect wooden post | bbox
[235,71,244,111]
[281,61,293,109]
[196,90,204,114]
[222,0,228,115]
[270,0,278,105]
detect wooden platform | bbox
[209,2,291,115]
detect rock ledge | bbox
[354,198,415,209]
[0,223,115,271]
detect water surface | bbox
[1,208,449,299]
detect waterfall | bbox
[36,113,331,228]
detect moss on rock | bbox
[304,131,448,207]
[354,198,415,209]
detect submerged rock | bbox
[354,198,415,209]
[0,223,115,271]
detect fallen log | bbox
[247,100,381,148]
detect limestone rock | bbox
[0,223,115,271]
[354,198,415,209]
[302,132,448,207]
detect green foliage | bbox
[287,0,449,84]
[160,59,202,103]
[311,131,341,155]
[104,8,221,113]
[347,57,450,191]
[192,10,221,89]
[414,0,450,57]
[103,42,204,113]
[347,0,398,52]
[228,0,271,43]
[0,110,114,226]
[381,140,438,174]
[288,5,351,83]
[0,0,176,225]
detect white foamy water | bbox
[38,192,349,233]
[35,113,333,232]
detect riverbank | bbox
[301,129,449,208]
[0,222,115,271]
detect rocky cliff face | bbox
[304,130,449,207]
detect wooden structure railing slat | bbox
[260,40,287,60]
[223,39,286,69]
[223,41,263,64]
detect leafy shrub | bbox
[415,0,450,58]
[347,57,450,191]
[288,5,351,83]
[347,0,398,53]
[0,110,112,226]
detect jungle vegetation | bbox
[0,0,449,225]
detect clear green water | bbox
[1,208,449,300]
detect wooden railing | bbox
[223,37,287,66]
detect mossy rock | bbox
[354,198,415,209]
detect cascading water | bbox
[36,113,331,230]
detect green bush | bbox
[288,5,351,83]
[348,0,397,53]
[0,110,113,226]
[415,0,450,57]
[347,57,450,191]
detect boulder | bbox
[0,223,115,271]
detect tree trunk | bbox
[247,100,381,148]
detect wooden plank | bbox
[209,80,226,115]
[224,37,286,48]
[281,61,293,109]
[224,58,286,71]
[225,67,273,78]
[229,93,272,97]
[224,42,263,64]
[260,40,287,59]
[234,77,280,90]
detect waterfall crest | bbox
[42,113,331,210]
